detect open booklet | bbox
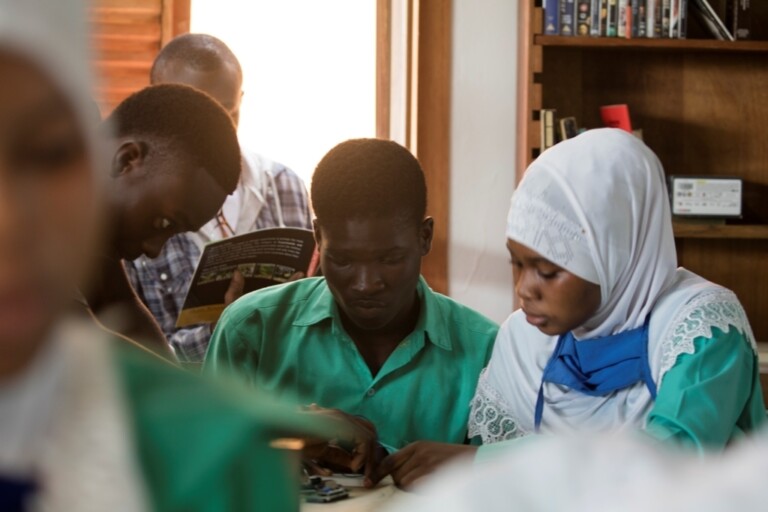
[176,228,319,328]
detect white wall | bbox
[449,0,518,324]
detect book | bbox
[544,0,560,35]
[669,0,680,37]
[560,0,577,35]
[630,0,641,37]
[661,0,671,36]
[540,109,557,151]
[559,117,579,140]
[691,0,734,40]
[646,0,657,37]
[600,0,609,34]
[607,0,619,35]
[638,0,648,36]
[176,228,319,327]
[590,0,602,35]
[726,0,751,40]
[577,0,592,36]
[678,0,688,37]
[653,0,663,36]
[618,0,629,37]
[600,104,633,132]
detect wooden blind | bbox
[89,0,190,115]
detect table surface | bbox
[301,476,407,512]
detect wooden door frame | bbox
[377,0,452,294]
[162,0,191,45]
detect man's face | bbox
[153,61,243,128]
[316,215,433,333]
[0,50,98,370]
[109,146,229,260]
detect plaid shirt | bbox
[126,154,312,363]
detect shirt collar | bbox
[293,276,452,351]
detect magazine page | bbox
[176,228,317,327]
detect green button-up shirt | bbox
[205,276,498,451]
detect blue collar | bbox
[534,318,656,430]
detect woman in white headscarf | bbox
[0,1,329,510]
[468,128,764,451]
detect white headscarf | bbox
[506,128,678,339]
[469,129,755,441]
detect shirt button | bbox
[366,388,376,397]
[160,273,168,281]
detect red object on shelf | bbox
[600,104,633,132]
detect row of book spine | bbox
[543,0,688,38]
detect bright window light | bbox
[191,0,376,185]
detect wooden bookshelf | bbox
[534,35,768,52]
[673,223,768,240]
[516,1,768,352]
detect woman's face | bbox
[508,239,601,336]
[0,49,98,376]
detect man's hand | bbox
[301,405,384,481]
[368,441,477,490]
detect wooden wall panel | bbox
[677,239,768,341]
[90,0,190,115]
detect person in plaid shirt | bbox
[125,34,311,363]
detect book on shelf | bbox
[577,0,592,35]
[638,0,648,36]
[607,0,619,36]
[669,0,680,37]
[559,117,579,141]
[652,0,663,37]
[678,0,689,37]
[630,0,641,37]
[646,0,657,37]
[544,0,560,35]
[600,0,609,34]
[590,0,602,35]
[540,109,557,151]
[661,0,671,36]
[541,0,697,39]
[618,0,629,37]
[726,0,751,40]
[560,0,577,35]
[600,104,633,132]
[691,0,734,40]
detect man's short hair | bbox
[311,138,427,226]
[105,84,240,193]
[151,33,241,83]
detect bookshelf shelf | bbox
[672,223,768,240]
[534,35,768,52]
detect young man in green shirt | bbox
[205,138,499,486]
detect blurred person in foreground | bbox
[0,1,328,510]
[384,432,768,512]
